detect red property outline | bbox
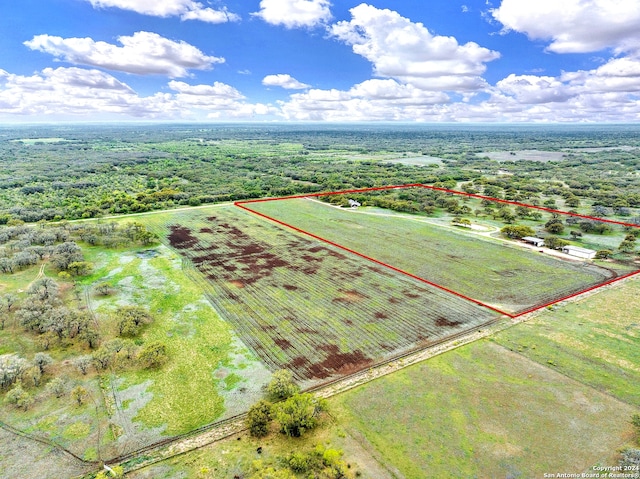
[235,184,640,319]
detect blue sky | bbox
[0,0,639,122]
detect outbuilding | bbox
[522,236,545,247]
[561,245,597,259]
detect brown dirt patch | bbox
[435,317,463,327]
[309,345,373,378]
[283,284,298,291]
[168,225,198,249]
[274,338,293,350]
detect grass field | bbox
[332,340,636,479]
[494,277,640,406]
[0,239,270,471]
[246,197,621,314]
[140,205,499,383]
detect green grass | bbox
[332,340,636,479]
[83,243,269,435]
[248,197,622,313]
[494,277,640,406]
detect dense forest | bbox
[1,123,640,222]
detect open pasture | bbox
[244,193,623,315]
[141,206,499,383]
[333,340,636,479]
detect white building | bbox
[561,245,597,259]
[522,236,545,247]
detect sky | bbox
[0,0,639,122]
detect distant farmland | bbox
[243,195,620,315]
[142,206,498,383]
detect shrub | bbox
[115,306,153,337]
[70,385,88,406]
[5,383,34,410]
[46,377,66,398]
[266,369,299,401]
[137,341,168,369]
[247,400,273,437]
[274,393,327,438]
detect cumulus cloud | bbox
[253,0,332,29]
[24,32,224,78]
[262,74,310,89]
[277,78,450,121]
[85,0,240,23]
[330,4,500,91]
[492,0,640,55]
[0,67,273,120]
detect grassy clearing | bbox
[139,205,497,383]
[332,340,636,479]
[81,244,271,436]
[0,236,270,469]
[248,198,619,313]
[494,277,640,406]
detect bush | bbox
[137,341,168,369]
[115,306,153,337]
[266,369,299,401]
[247,400,273,437]
[46,377,66,398]
[5,383,34,410]
[70,385,88,406]
[274,393,327,438]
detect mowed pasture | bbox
[141,206,499,383]
[246,197,620,314]
[333,340,636,479]
[495,277,640,407]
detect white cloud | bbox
[492,0,640,55]
[253,0,332,29]
[85,0,240,23]
[277,78,450,121]
[262,74,310,89]
[330,4,500,92]
[24,32,224,78]
[495,74,572,104]
[0,67,273,120]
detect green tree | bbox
[115,306,153,337]
[595,249,613,259]
[137,341,168,369]
[5,383,34,410]
[273,393,327,438]
[33,352,53,374]
[501,225,535,239]
[266,369,299,400]
[545,218,565,235]
[247,399,273,437]
[70,385,88,406]
[545,236,570,250]
[46,377,66,398]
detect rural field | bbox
[126,275,640,479]
[495,277,640,406]
[140,205,499,384]
[332,340,636,479]
[244,194,628,314]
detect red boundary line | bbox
[235,184,640,319]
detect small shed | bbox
[562,245,596,259]
[522,236,545,247]
[348,199,361,208]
